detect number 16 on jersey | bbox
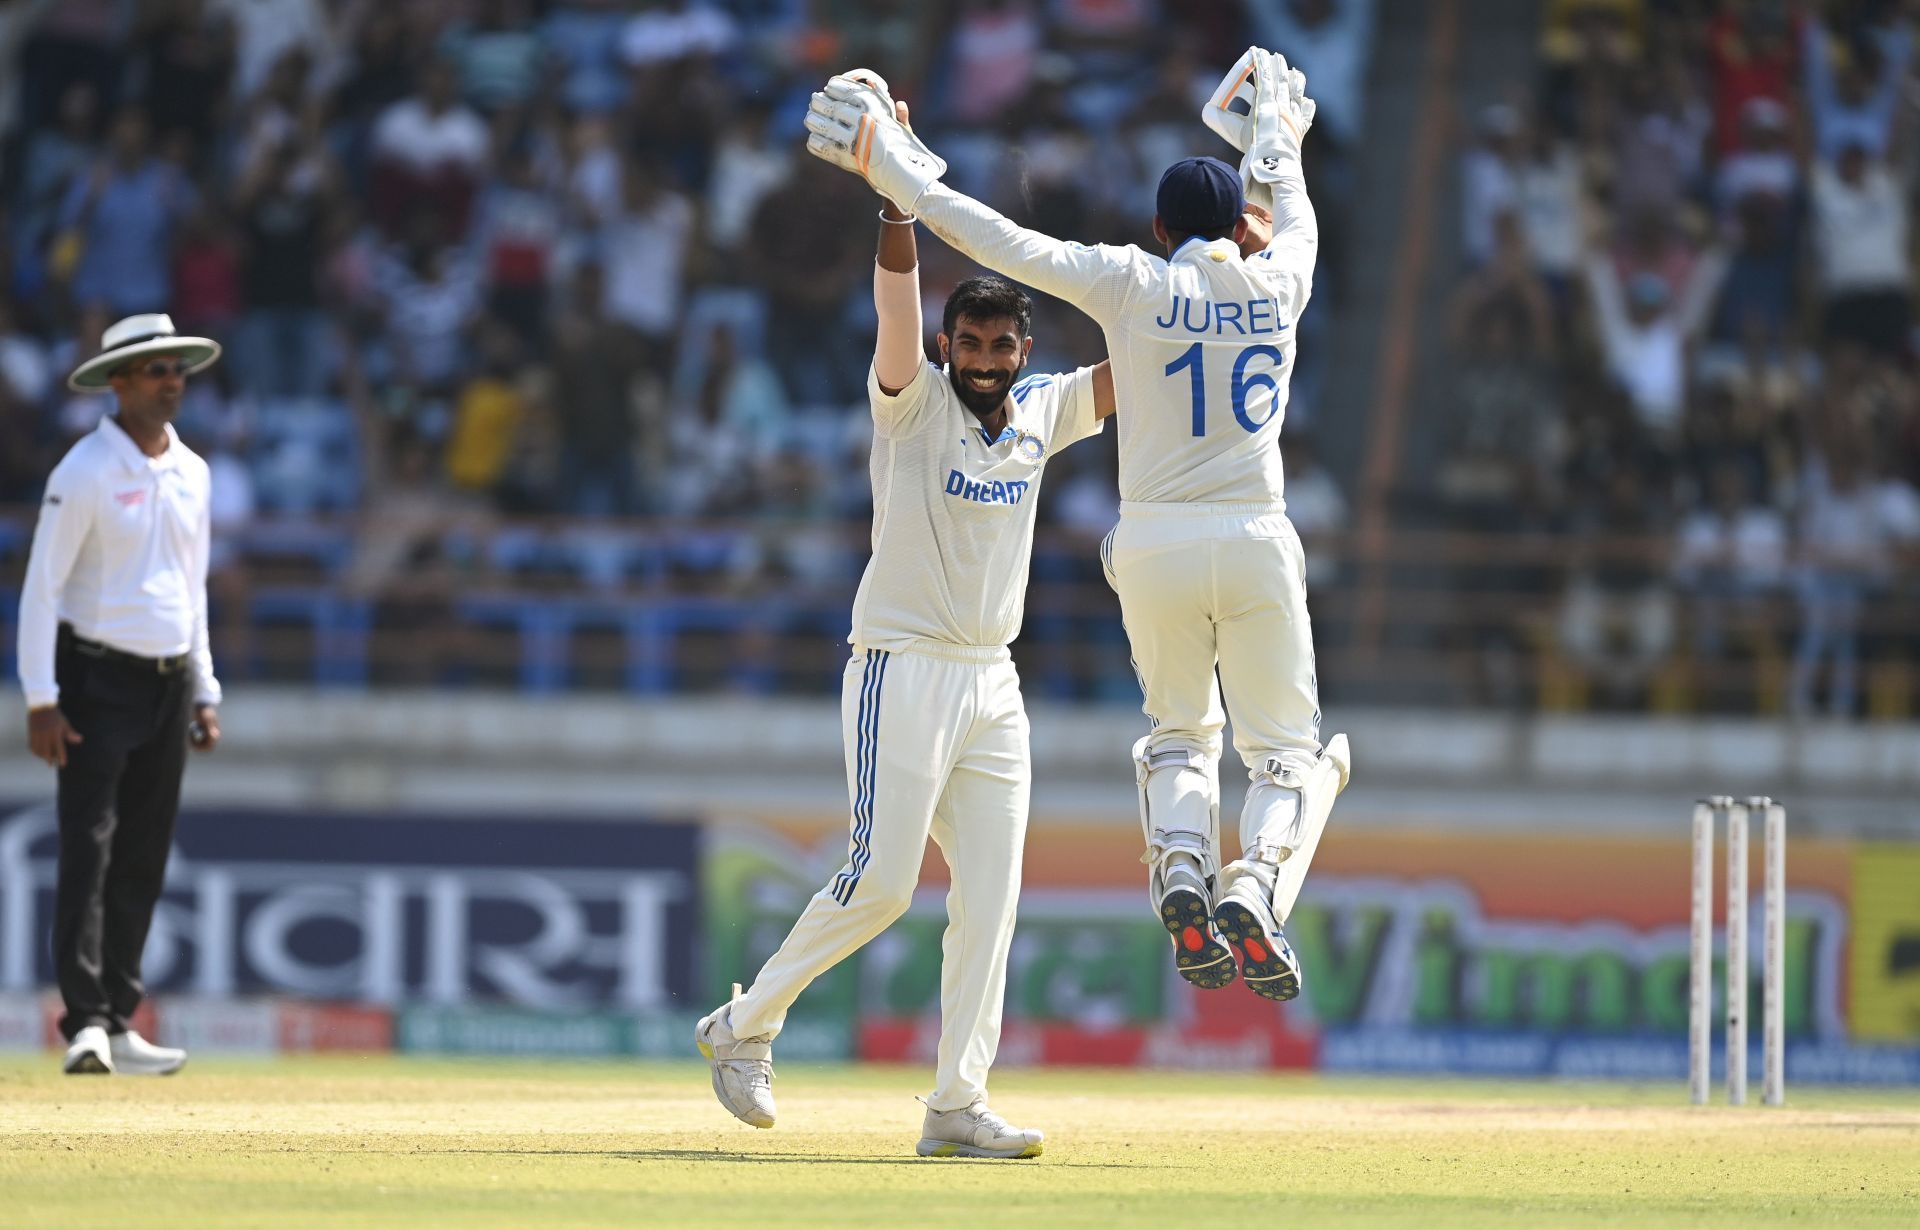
[1165,343,1286,437]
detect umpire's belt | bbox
[62,626,189,675]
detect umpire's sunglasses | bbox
[123,358,193,379]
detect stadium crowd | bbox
[1450,0,1920,716]
[0,0,1371,698]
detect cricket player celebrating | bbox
[696,81,1113,1158]
[804,51,1350,1003]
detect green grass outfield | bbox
[1,1056,1916,1228]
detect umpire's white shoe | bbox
[1213,882,1303,1002]
[694,984,775,1128]
[62,1026,113,1075]
[109,1030,187,1076]
[917,1099,1044,1159]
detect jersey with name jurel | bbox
[852,361,1101,652]
[911,180,1316,507]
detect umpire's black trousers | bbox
[52,626,190,1040]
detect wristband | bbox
[879,210,918,224]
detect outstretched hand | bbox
[805,72,948,212]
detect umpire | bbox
[16,313,225,1075]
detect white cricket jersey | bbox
[851,360,1102,652]
[16,416,221,709]
[913,173,1316,507]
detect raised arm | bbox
[873,196,923,396]
[805,72,1137,324]
[1205,48,1319,316]
[910,185,1136,322]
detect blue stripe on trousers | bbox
[833,649,889,905]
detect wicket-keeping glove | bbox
[804,73,947,212]
[1202,48,1316,211]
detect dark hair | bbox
[941,275,1032,340]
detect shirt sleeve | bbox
[912,183,1141,325]
[1042,366,1104,453]
[868,357,938,438]
[1245,163,1318,327]
[189,463,221,708]
[16,461,93,709]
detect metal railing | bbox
[3,511,1915,715]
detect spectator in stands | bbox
[1611,60,1709,217]
[0,0,53,156]
[1583,257,1691,441]
[472,139,562,345]
[0,297,53,501]
[551,263,643,515]
[134,0,235,152]
[14,0,128,138]
[661,319,787,518]
[542,0,635,116]
[1443,217,1563,531]
[369,58,489,243]
[444,320,528,502]
[1810,140,1911,358]
[0,296,52,415]
[56,107,198,316]
[209,0,333,104]
[1558,468,1676,707]
[330,7,413,165]
[171,203,242,340]
[373,220,481,393]
[341,410,471,685]
[1699,192,1799,365]
[620,0,738,69]
[599,158,693,378]
[748,159,870,405]
[205,407,257,685]
[1801,10,1910,164]
[1507,112,1585,308]
[442,0,548,115]
[1705,1,1795,156]
[1461,104,1524,269]
[944,0,1042,126]
[1715,97,1799,220]
[1790,428,1896,718]
[11,81,101,304]
[234,131,336,397]
[1673,460,1786,660]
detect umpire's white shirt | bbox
[852,359,1101,652]
[16,416,221,709]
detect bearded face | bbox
[940,315,1031,419]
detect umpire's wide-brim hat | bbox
[67,313,222,392]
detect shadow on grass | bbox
[424,1147,1156,1169]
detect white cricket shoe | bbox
[109,1029,187,1076]
[62,1025,113,1075]
[694,984,775,1129]
[917,1099,1044,1159]
[1213,880,1303,1002]
[1156,860,1236,991]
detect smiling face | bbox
[938,315,1032,419]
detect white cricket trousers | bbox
[1103,503,1324,865]
[728,643,1030,1113]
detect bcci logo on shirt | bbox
[1013,431,1045,463]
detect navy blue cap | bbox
[1156,157,1243,236]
